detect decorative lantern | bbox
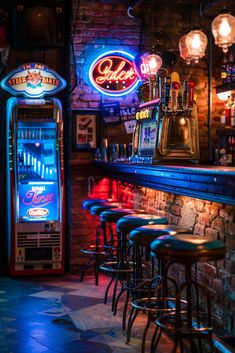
[211,13,235,53]
[140,52,162,78]
[185,29,208,63]
[179,34,192,65]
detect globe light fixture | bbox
[141,52,162,77]
[211,13,235,53]
[179,34,192,65]
[185,29,208,63]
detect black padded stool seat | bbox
[90,202,129,215]
[116,214,168,234]
[150,234,225,263]
[100,208,145,223]
[129,224,192,247]
[81,198,111,210]
[150,234,225,353]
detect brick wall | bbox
[70,175,235,333]
[68,0,234,335]
[70,0,225,159]
[115,180,235,334]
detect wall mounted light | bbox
[185,28,208,63]
[211,13,235,53]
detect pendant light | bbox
[141,50,162,77]
[179,0,207,64]
[211,12,235,53]
[185,28,208,63]
[179,34,192,65]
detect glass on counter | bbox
[109,143,119,162]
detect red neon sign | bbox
[89,52,139,96]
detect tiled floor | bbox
[0,273,174,353]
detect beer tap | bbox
[188,80,196,108]
[171,72,180,112]
[164,75,171,112]
[182,80,188,111]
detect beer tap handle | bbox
[182,80,188,109]
[164,76,171,110]
[171,72,180,111]
[157,67,168,103]
[188,79,196,108]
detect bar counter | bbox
[91,161,235,206]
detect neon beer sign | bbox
[0,63,66,98]
[89,51,140,96]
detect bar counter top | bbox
[93,161,235,206]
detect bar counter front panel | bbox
[94,162,235,206]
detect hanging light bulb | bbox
[140,51,162,78]
[211,13,235,53]
[179,34,192,65]
[185,29,208,63]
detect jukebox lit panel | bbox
[16,121,60,223]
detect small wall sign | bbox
[0,63,66,98]
[99,101,120,124]
[89,50,140,96]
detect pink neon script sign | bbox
[89,51,139,96]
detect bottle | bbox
[228,50,234,83]
[221,55,227,84]
[219,148,227,166]
[232,61,235,82]
[231,100,235,127]
[101,139,108,162]
[221,110,226,127]
[226,54,232,84]
[226,136,233,166]
[225,96,233,127]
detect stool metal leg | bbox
[126,307,138,344]
[104,276,114,304]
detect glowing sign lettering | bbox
[0,63,66,98]
[22,189,55,207]
[89,51,140,97]
[19,183,58,222]
[27,208,49,218]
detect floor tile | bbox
[0,274,192,353]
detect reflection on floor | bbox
[0,273,173,353]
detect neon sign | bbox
[89,50,140,96]
[19,183,58,222]
[0,63,66,98]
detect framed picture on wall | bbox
[73,110,99,150]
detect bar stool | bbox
[106,214,168,319]
[126,225,192,353]
[80,201,129,285]
[81,198,110,211]
[150,234,225,353]
[98,207,142,310]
